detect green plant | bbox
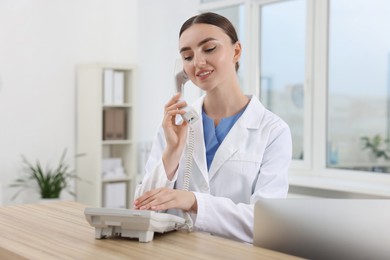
[361,134,390,160]
[10,149,78,200]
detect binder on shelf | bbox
[113,71,125,105]
[103,182,127,208]
[103,108,127,140]
[103,69,114,105]
[103,109,116,140]
[114,108,126,139]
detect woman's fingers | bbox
[133,188,167,209]
[133,189,161,208]
[164,93,182,111]
[164,101,187,116]
[133,188,196,211]
[164,93,187,112]
[140,190,175,210]
[163,100,188,127]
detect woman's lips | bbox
[196,70,213,80]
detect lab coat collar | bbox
[190,95,265,181]
[209,96,265,179]
[240,95,265,130]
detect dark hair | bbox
[179,12,240,71]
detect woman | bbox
[133,12,292,243]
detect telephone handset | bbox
[84,59,197,243]
[174,58,199,124]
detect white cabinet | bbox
[76,63,136,208]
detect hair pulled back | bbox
[179,12,240,71]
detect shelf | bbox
[76,63,137,208]
[102,140,133,145]
[103,103,133,108]
[102,176,133,183]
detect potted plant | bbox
[10,149,78,201]
[361,134,390,161]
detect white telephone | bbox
[174,58,199,125]
[84,59,199,243]
[84,207,186,242]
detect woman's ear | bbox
[233,41,242,63]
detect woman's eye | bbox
[205,46,216,53]
[184,56,193,61]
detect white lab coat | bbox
[135,95,292,243]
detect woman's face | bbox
[179,23,241,92]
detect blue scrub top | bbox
[202,106,247,170]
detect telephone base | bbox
[95,227,155,242]
[84,207,186,242]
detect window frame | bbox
[253,0,314,170]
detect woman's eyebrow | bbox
[180,37,217,53]
[197,37,217,47]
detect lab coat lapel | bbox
[208,96,263,181]
[191,119,208,182]
[208,120,247,180]
[190,96,208,182]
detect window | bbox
[327,0,390,173]
[259,0,307,160]
[199,0,390,195]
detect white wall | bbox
[135,0,200,142]
[0,0,200,206]
[0,0,138,205]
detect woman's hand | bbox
[133,188,198,213]
[162,93,189,179]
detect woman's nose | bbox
[193,53,206,68]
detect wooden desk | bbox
[0,201,301,259]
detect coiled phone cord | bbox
[183,125,194,191]
[181,124,195,231]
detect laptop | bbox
[254,199,390,259]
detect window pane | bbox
[205,5,247,92]
[260,0,306,160]
[327,0,390,173]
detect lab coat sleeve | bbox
[134,126,179,199]
[252,121,291,199]
[193,123,292,243]
[194,193,254,243]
